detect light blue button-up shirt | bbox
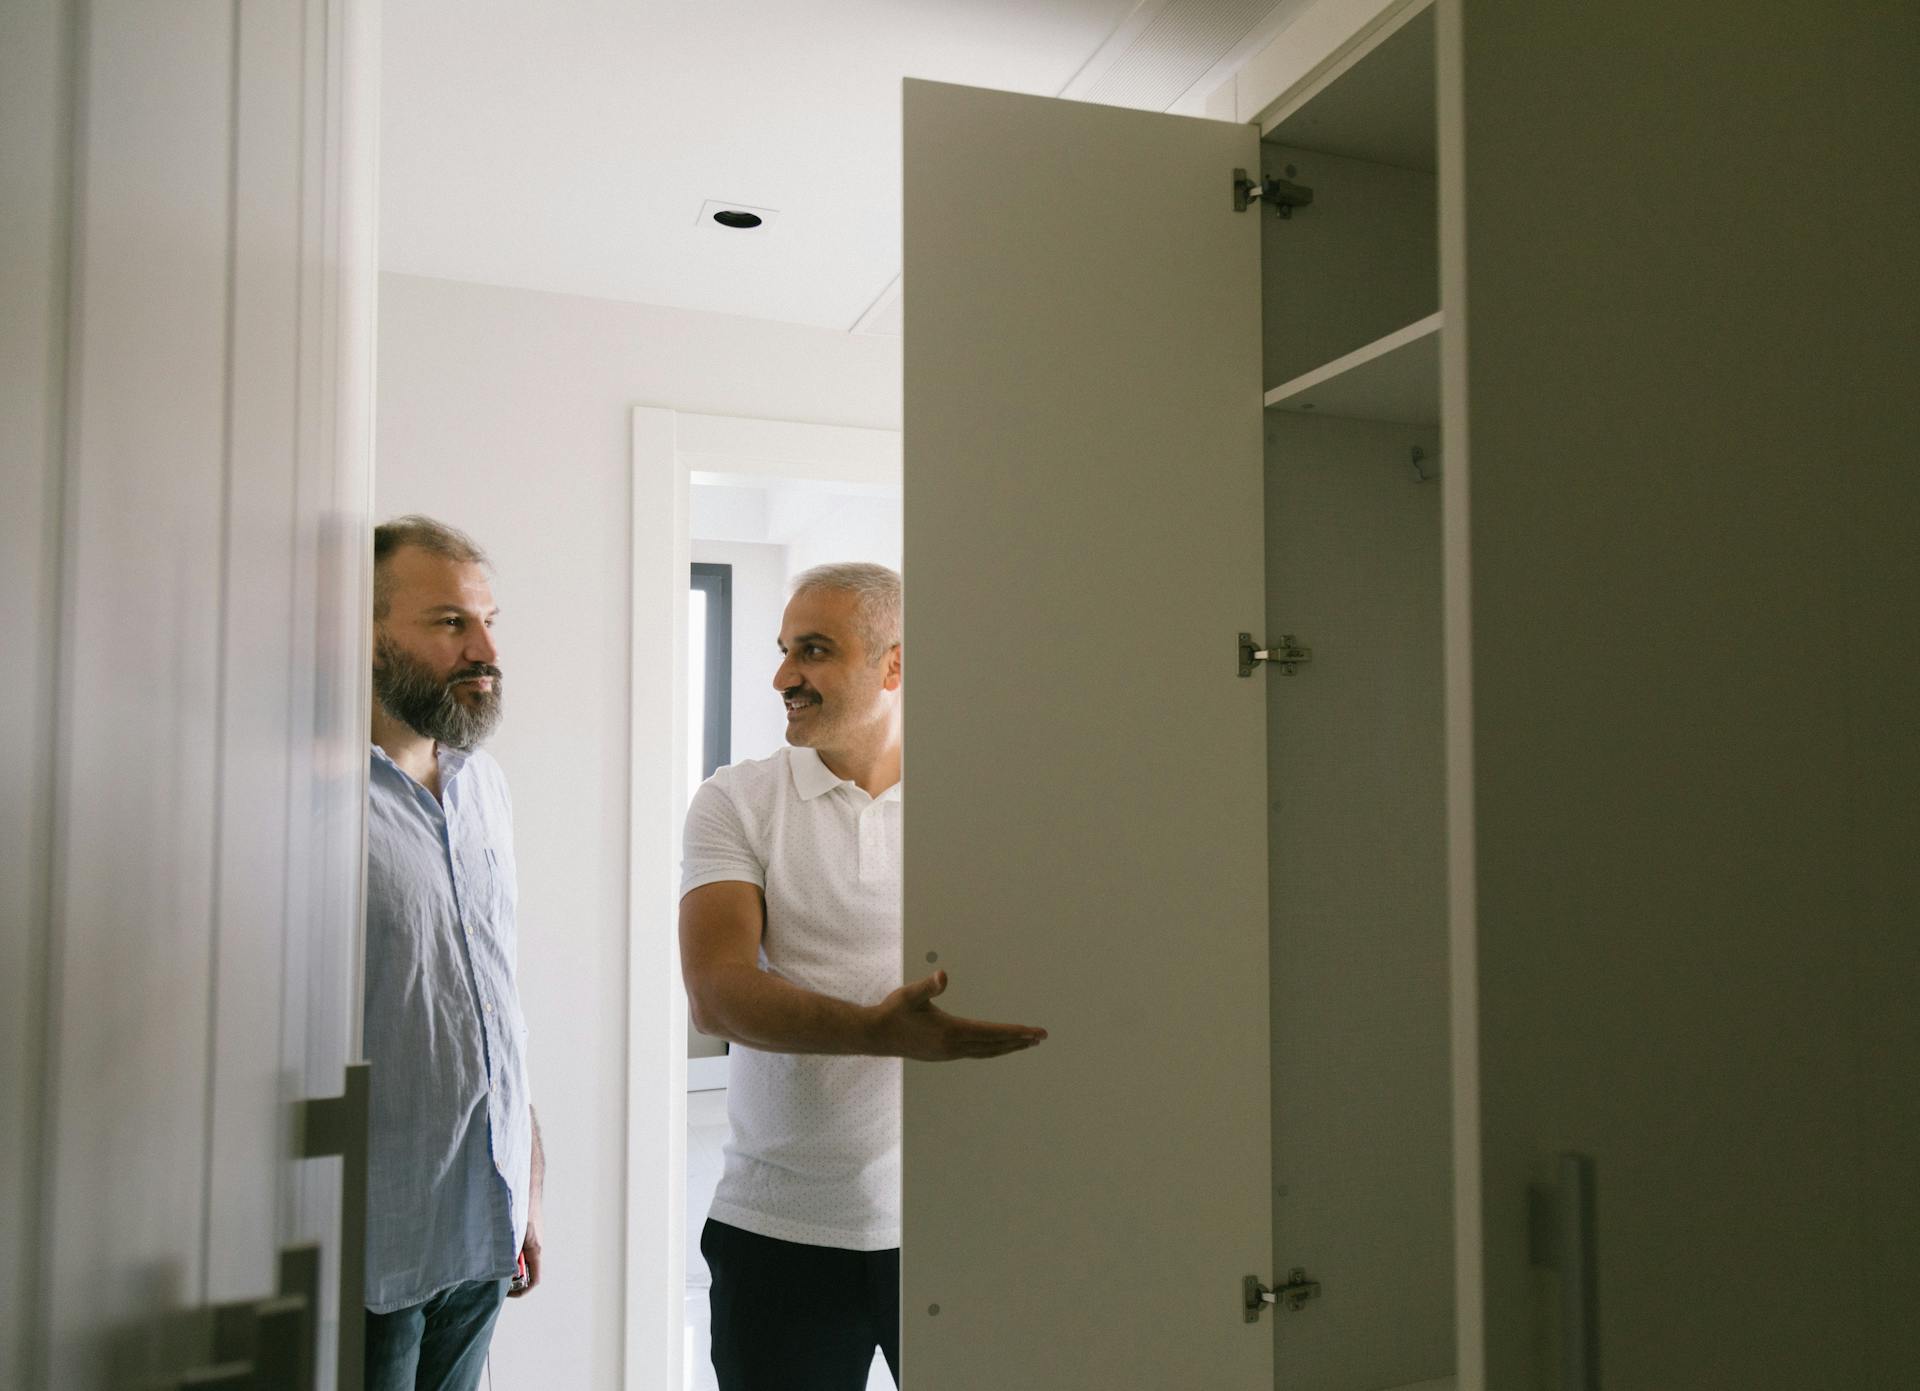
[364,743,532,1313]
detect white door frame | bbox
[625,407,901,1390]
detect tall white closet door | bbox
[15,2,376,1386]
[1443,0,1920,1385]
[902,80,1270,1389]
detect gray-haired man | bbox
[363,516,545,1391]
[679,562,1046,1390]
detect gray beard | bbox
[373,634,503,750]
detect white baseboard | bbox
[687,1054,729,1092]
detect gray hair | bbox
[373,515,490,619]
[790,561,902,660]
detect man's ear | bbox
[883,644,903,692]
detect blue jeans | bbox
[365,1278,510,1391]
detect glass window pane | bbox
[688,587,707,800]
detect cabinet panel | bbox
[1446,0,1920,1386]
[0,0,68,1383]
[1259,4,1438,393]
[27,2,374,1383]
[205,0,308,1304]
[47,7,236,1380]
[903,79,1270,1391]
[1261,142,1437,391]
[1265,413,1451,1390]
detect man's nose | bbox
[466,623,499,667]
[772,652,798,691]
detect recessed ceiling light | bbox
[696,198,779,232]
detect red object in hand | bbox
[511,1252,529,1291]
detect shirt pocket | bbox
[482,844,519,938]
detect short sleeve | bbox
[680,776,765,896]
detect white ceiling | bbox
[379,0,1303,334]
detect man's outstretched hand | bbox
[869,970,1047,1062]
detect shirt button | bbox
[484,1000,494,1014]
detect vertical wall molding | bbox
[0,0,81,1383]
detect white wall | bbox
[688,486,771,547]
[773,490,904,579]
[375,271,900,1390]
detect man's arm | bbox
[509,1106,544,1298]
[680,881,1046,1062]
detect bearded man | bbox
[363,516,544,1391]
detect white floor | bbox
[686,1086,893,1391]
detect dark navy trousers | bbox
[703,1219,900,1390]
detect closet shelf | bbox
[1263,312,1442,426]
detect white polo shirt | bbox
[681,745,903,1250]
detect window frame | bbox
[690,563,732,781]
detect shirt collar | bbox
[788,746,843,801]
[369,740,472,786]
[787,746,904,804]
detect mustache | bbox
[779,685,819,703]
[452,663,503,682]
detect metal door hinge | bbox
[1233,168,1315,217]
[1244,1269,1322,1321]
[1239,632,1311,677]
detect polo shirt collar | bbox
[788,746,905,804]
[789,746,843,801]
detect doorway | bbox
[681,474,901,1390]
[628,409,902,1389]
